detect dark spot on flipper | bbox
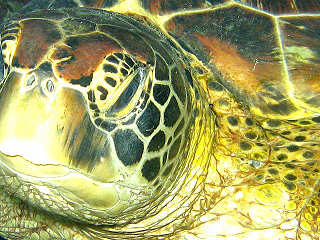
[245,132,257,140]
[268,168,278,175]
[245,118,254,126]
[287,145,299,152]
[240,141,252,151]
[303,151,314,159]
[284,181,296,191]
[227,116,238,126]
[284,174,297,181]
[142,157,160,182]
[312,116,320,123]
[277,153,288,161]
[113,129,144,166]
[294,136,306,142]
[97,86,108,100]
[266,119,281,127]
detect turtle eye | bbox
[107,67,147,117]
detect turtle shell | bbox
[7,0,320,119]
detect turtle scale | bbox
[1,1,320,240]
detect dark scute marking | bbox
[155,54,169,80]
[303,151,314,159]
[103,64,118,73]
[164,96,180,127]
[169,135,181,160]
[108,73,141,114]
[71,74,93,87]
[266,119,281,127]
[113,129,144,166]
[148,130,166,152]
[174,119,185,136]
[101,121,117,132]
[300,120,311,125]
[153,84,170,105]
[87,90,96,102]
[125,55,135,68]
[287,144,299,152]
[114,52,124,59]
[94,118,103,126]
[277,153,288,161]
[284,174,297,181]
[227,116,238,126]
[105,77,117,87]
[208,81,224,91]
[38,61,52,72]
[184,69,193,86]
[2,29,19,35]
[295,136,306,142]
[55,48,71,59]
[268,168,279,175]
[120,68,128,76]
[171,67,186,104]
[312,116,320,123]
[66,36,80,49]
[106,55,119,64]
[245,132,257,139]
[1,35,16,42]
[90,103,98,110]
[142,157,160,182]
[239,141,252,151]
[137,101,160,137]
[97,86,108,100]
[245,118,254,126]
[162,163,173,177]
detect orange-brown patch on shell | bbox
[50,33,122,85]
[196,34,264,94]
[13,19,61,69]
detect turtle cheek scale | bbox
[0,10,214,227]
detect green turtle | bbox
[0,0,320,239]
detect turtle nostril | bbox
[46,79,55,92]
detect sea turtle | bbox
[0,0,320,239]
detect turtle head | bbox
[0,9,210,225]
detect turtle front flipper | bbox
[163,1,320,119]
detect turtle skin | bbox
[0,0,320,240]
